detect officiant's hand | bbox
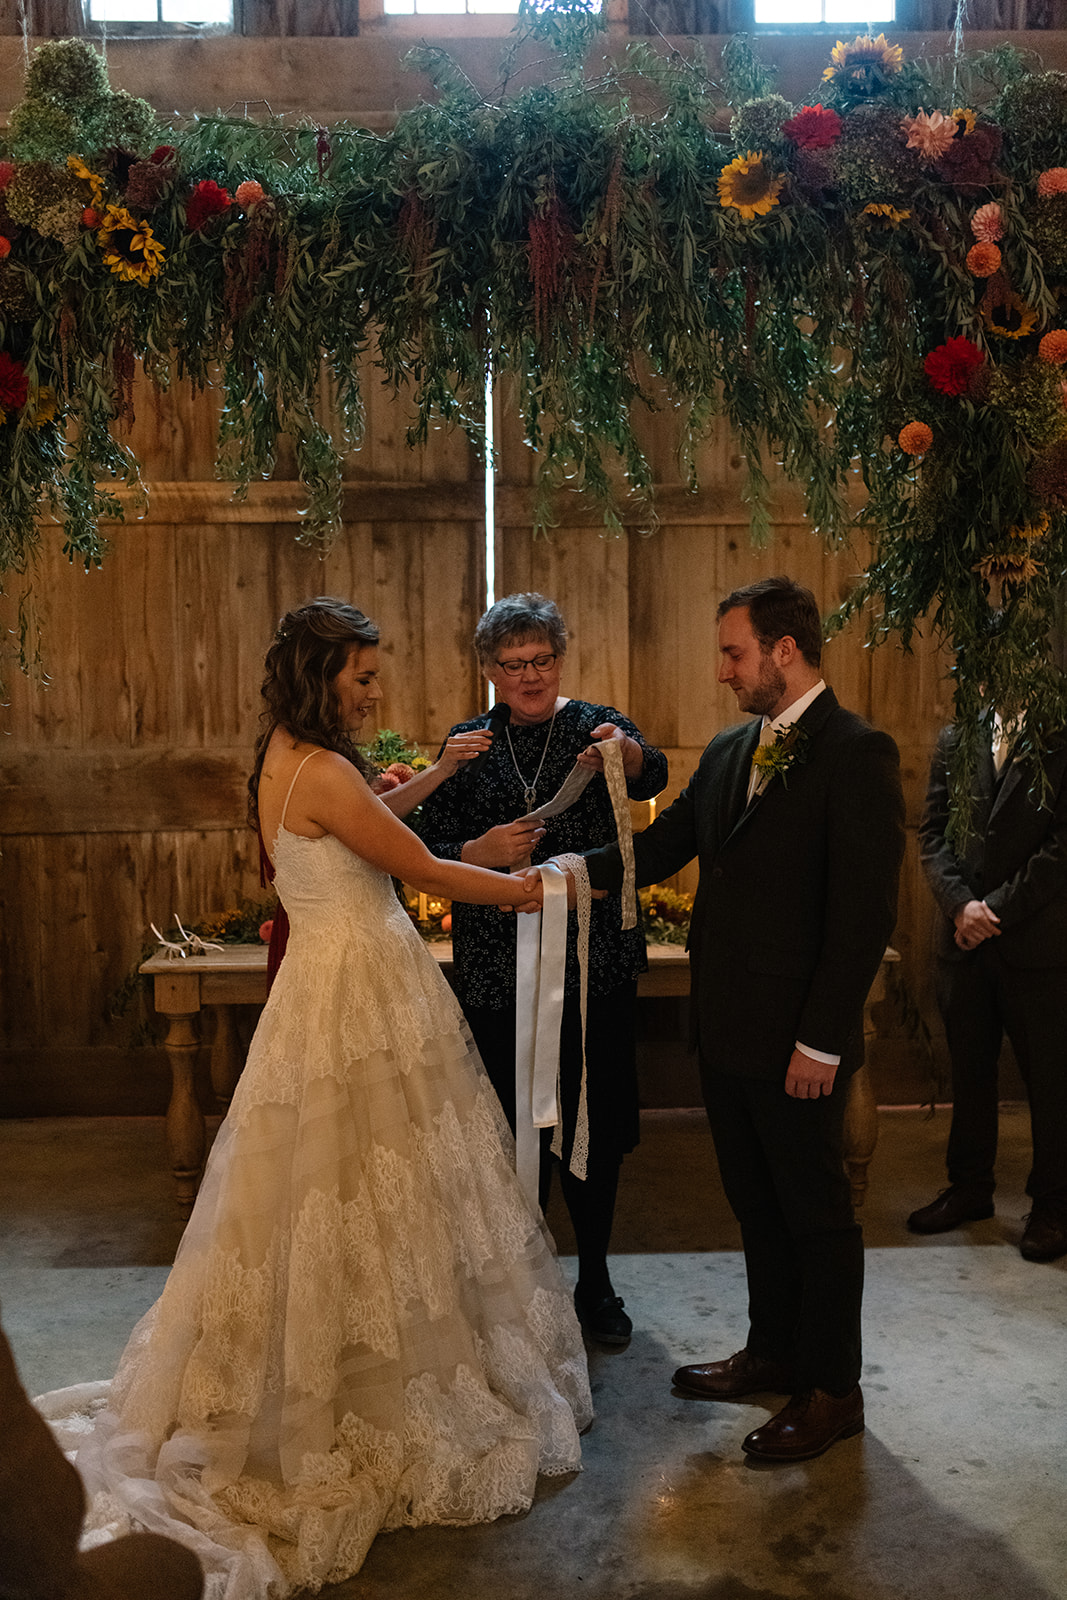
[577,722,644,780]
[461,818,545,869]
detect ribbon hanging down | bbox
[512,738,638,1210]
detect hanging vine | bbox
[4,13,1067,820]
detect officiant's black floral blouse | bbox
[418,699,667,1009]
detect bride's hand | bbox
[500,866,544,914]
[434,730,491,779]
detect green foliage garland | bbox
[5,17,1067,828]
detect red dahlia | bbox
[0,350,29,411]
[782,104,843,150]
[924,336,985,396]
[186,179,232,231]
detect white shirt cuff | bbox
[795,1041,841,1066]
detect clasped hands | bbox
[953,898,1001,951]
[503,861,607,914]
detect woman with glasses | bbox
[419,593,667,1345]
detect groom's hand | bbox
[500,866,544,914]
[784,1047,838,1098]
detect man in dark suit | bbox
[582,576,905,1462]
[907,721,1067,1263]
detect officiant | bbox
[418,593,666,1345]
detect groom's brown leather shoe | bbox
[673,1348,793,1399]
[906,1186,994,1234]
[742,1386,864,1462]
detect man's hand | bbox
[576,723,644,781]
[953,898,1001,951]
[462,818,545,869]
[784,1047,838,1099]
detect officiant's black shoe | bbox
[741,1386,864,1462]
[1020,1206,1067,1263]
[574,1288,632,1346]
[672,1348,793,1400]
[906,1186,995,1234]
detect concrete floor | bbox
[1,1105,1065,1600]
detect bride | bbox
[63,596,593,1598]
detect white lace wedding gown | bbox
[39,790,592,1599]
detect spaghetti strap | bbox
[279,747,327,839]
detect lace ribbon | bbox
[512,739,637,1207]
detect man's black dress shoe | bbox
[574,1288,632,1346]
[742,1386,864,1462]
[906,1186,995,1234]
[1020,1207,1067,1263]
[673,1348,793,1400]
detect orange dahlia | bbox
[966,242,1001,278]
[1038,330,1067,364]
[898,421,933,454]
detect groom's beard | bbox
[735,656,788,718]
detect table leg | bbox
[161,1012,206,1218]
[210,1003,243,1110]
[844,1064,878,1208]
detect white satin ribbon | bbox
[511,739,638,1208]
[514,862,570,1209]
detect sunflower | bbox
[718,152,784,221]
[66,154,104,211]
[974,550,1042,590]
[823,34,904,86]
[861,202,910,226]
[952,107,978,136]
[1009,513,1051,540]
[97,203,164,286]
[30,386,58,426]
[983,291,1039,341]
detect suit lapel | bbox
[719,721,762,843]
[721,687,838,845]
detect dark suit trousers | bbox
[937,945,1067,1204]
[702,1064,863,1395]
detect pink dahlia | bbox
[900,109,956,162]
[971,202,1003,242]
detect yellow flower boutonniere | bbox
[751,723,811,788]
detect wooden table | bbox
[140,942,887,1214]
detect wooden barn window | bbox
[85,0,233,26]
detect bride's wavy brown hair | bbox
[248,596,380,827]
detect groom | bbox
[583,577,905,1461]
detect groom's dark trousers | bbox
[586,687,905,1394]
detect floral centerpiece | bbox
[639,884,693,946]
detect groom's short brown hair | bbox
[718,576,823,669]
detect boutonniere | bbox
[751,723,811,789]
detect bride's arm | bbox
[302,751,540,908]
[377,731,490,818]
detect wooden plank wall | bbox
[1,356,954,1114]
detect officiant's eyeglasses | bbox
[496,652,558,676]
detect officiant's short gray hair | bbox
[474,593,568,667]
[718,576,823,669]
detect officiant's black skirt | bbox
[463,980,640,1174]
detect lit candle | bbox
[648,796,657,824]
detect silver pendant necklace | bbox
[505,707,557,812]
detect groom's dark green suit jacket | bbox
[586,687,906,1083]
